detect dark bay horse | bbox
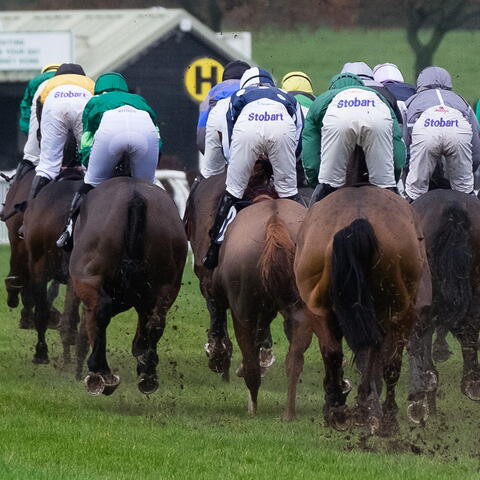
[294,186,429,434]
[183,162,281,380]
[408,190,480,416]
[212,198,332,418]
[70,177,187,395]
[23,169,84,364]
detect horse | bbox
[1,166,62,329]
[183,160,284,380]
[212,197,327,417]
[2,132,78,329]
[294,186,430,434]
[408,189,480,417]
[23,168,85,365]
[70,177,187,395]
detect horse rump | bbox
[430,203,473,331]
[330,218,382,352]
[258,214,297,303]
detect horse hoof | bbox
[259,347,276,369]
[84,373,106,396]
[247,392,257,416]
[204,342,212,356]
[19,315,34,330]
[328,407,351,432]
[32,356,49,365]
[407,399,429,425]
[342,378,353,395]
[138,374,159,395]
[432,345,452,363]
[281,411,296,422]
[368,416,381,435]
[236,364,245,378]
[464,380,480,401]
[7,292,19,309]
[425,370,438,392]
[102,375,121,396]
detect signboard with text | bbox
[0,32,74,71]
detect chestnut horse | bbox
[212,198,344,419]
[70,177,187,395]
[408,190,480,416]
[183,162,285,380]
[294,186,429,434]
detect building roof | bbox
[0,8,250,82]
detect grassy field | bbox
[0,245,479,479]
[252,28,480,104]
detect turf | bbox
[252,28,480,105]
[0,245,479,480]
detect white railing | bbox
[0,169,190,245]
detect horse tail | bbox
[259,214,297,301]
[330,218,382,352]
[120,191,147,289]
[431,203,473,329]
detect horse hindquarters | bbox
[331,218,384,432]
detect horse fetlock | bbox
[32,342,49,364]
[5,275,24,291]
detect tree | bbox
[406,0,480,77]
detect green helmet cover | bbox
[94,72,129,94]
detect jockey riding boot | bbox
[17,175,50,239]
[309,183,337,206]
[203,191,239,270]
[14,159,34,183]
[284,193,307,207]
[56,183,94,250]
[28,175,50,201]
[386,186,400,195]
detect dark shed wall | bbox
[0,82,26,170]
[0,27,234,173]
[119,27,231,175]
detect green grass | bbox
[0,246,479,479]
[252,28,480,104]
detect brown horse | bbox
[2,168,62,329]
[183,161,285,380]
[408,190,480,416]
[294,186,429,434]
[212,197,329,417]
[23,169,84,364]
[70,177,187,395]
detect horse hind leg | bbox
[83,289,119,396]
[46,280,61,329]
[282,306,313,421]
[205,297,232,381]
[134,305,166,396]
[232,311,261,416]
[58,281,81,366]
[19,286,35,329]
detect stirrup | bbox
[56,221,73,248]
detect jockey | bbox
[281,71,316,187]
[56,72,162,248]
[373,63,415,123]
[281,71,315,116]
[16,63,60,181]
[197,60,250,155]
[302,73,405,204]
[341,62,403,124]
[404,66,480,201]
[203,67,304,270]
[27,63,94,201]
[200,60,250,179]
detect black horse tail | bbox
[120,191,147,290]
[259,214,297,303]
[431,203,473,330]
[330,218,382,352]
